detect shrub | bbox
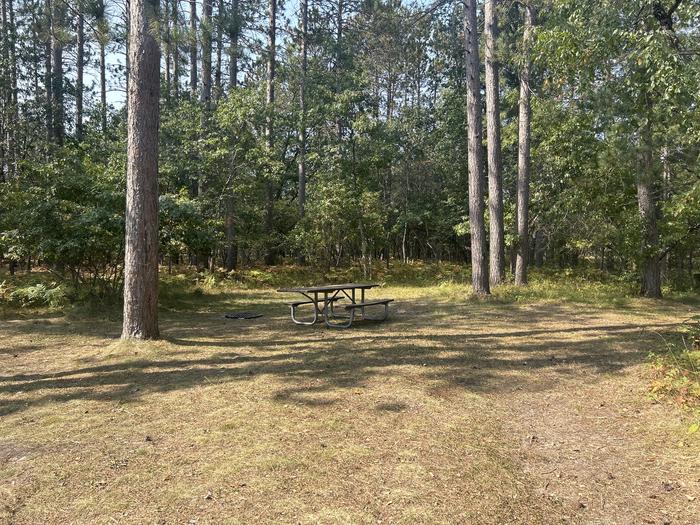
[8,282,68,308]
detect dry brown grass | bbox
[1,286,699,524]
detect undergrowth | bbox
[648,315,700,433]
[1,262,697,314]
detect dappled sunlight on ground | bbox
[1,288,698,524]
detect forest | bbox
[0,0,698,301]
[1,1,700,522]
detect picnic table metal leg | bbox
[323,290,354,328]
[329,290,351,319]
[289,296,318,326]
[361,301,390,321]
[313,291,321,321]
[323,308,354,328]
[361,288,366,320]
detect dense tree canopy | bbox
[0,0,698,297]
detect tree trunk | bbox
[224,194,237,270]
[2,0,10,174]
[227,0,239,90]
[5,0,17,176]
[125,0,130,105]
[263,0,277,265]
[75,7,84,140]
[44,0,53,141]
[637,103,662,298]
[94,0,107,133]
[464,0,490,295]
[534,229,545,267]
[214,0,223,100]
[51,0,64,143]
[297,0,308,251]
[122,0,160,339]
[223,0,240,269]
[189,0,197,96]
[197,0,213,199]
[515,3,534,286]
[172,0,179,98]
[164,0,171,99]
[335,0,344,139]
[484,0,505,286]
[200,0,212,106]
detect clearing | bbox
[1,286,699,524]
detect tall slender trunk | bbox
[515,3,534,286]
[164,0,171,99]
[659,145,672,279]
[197,0,213,199]
[189,0,197,96]
[223,0,240,270]
[335,0,343,139]
[2,0,10,176]
[122,0,161,340]
[214,0,223,100]
[485,0,504,285]
[30,0,41,111]
[44,0,53,141]
[172,0,179,98]
[96,0,107,133]
[637,95,661,297]
[99,40,107,132]
[227,0,239,90]
[298,0,308,227]
[200,0,212,106]
[464,0,490,295]
[51,0,64,143]
[224,191,237,270]
[76,7,85,140]
[125,0,130,104]
[263,0,277,265]
[6,0,17,176]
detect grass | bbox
[1,265,699,523]
[649,316,700,427]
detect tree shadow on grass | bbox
[0,298,684,416]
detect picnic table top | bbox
[277,283,378,294]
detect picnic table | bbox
[277,283,393,328]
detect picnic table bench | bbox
[277,283,393,328]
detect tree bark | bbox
[464,0,490,295]
[214,0,223,100]
[200,0,212,106]
[298,0,308,235]
[50,0,64,143]
[224,193,237,270]
[227,0,239,90]
[335,0,344,139]
[164,0,171,99]
[189,0,197,96]
[515,3,534,286]
[125,0,130,105]
[172,0,179,98]
[2,0,10,175]
[96,0,107,133]
[122,0,160,339]
[223,0,240,270]
[44,0,52,141]
[263,0,277,265]
[76,7,84,140]
[484,0,505,286]
[637,98,662,298]
[4,0,17,176]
